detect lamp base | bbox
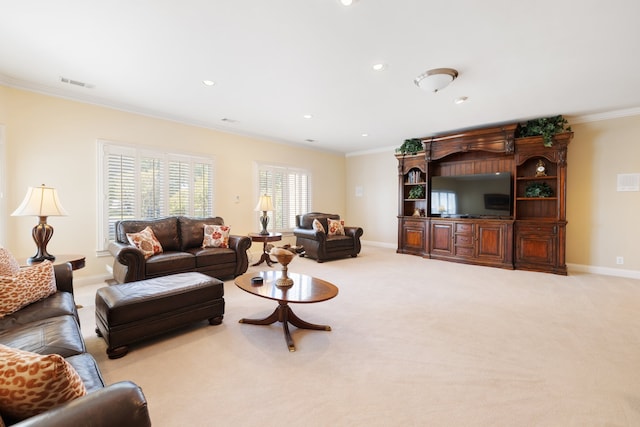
[30,219,56,263]
[259,212,269,235]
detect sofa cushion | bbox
[0,261,57,319]
[116,217,180,252]
[0,315,85,357]
[0,247,20,277]
[202,224,230,248]
[298,213,340,232]
[326,235,355,249]
[188,247,237,267]
[145,252,196,277]
[0,292,77,331]
[178,216,225,251]
[0,344,87,421]
[312,219,325,233]
[65,353,105,393]
[126,226,164,259]
[327,218,345,236]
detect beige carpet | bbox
[76,246,640,426]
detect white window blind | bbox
[257,164,311,232]
[98,141,214,250]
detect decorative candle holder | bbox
[269,247,297,288]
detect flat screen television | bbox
[431,172,512,218]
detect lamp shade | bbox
[414,68,459,93]
[11,185,69,217]
[254,194,274,212]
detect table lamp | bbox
[254,194,274,235]
[11,184,69,262]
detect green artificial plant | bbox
[515,115,572,147]
[396,138,424,155]
[524,182,554,198]
[408,185,425,199]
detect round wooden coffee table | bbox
[234,270,339,352]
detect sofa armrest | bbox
[228,234,252,276]
[108,242,146,283]
[344,226,364,239]
[293,228,327,243]
[53,263,74,294]
[12,381,151,427]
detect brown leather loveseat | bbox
[293,212,363,262]
[109,216,252,283]
[0,263,151,426]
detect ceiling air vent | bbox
[59,76,95,89]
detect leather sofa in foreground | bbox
[109,216,252,283]
[0,263,151,426]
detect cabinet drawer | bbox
[455,246,475,257]
[516,223,557,235]
[455,234,474,246]
[455,223,473,233]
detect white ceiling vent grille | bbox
[616,173,640,191]
[59,76,95,89]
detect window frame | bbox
[255,162,311,234]
[97,140,215,253]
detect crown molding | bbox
[569,107,640,124]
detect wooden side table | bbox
[248,233,282,267]
[18,254,86,271]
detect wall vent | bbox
[617,173,640,191]
[59,76,95,89]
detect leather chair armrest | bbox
[228,235,252,276]
[53,263,74,294]
[12,381,151,427]
[293,228,327,243]
[344,226,364,239]
[108,242,145,283]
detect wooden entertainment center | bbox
[397,124,572,275]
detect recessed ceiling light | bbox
[202,80,215,86]
[372,63,386,71]
[361,133,369,137]
[339,0,357,5]
[454,96,469,104]
[303,114,313,119]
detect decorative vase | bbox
[269,247,296,287]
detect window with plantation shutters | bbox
[257,164,311,233]
[97,140,214,251]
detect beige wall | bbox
[1,86,345,280]
[346,115,640,275]
[2,85,639,280]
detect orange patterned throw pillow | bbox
[0,344,87,421]
[202,224,230,248]
[312,219,326,233]
[0,260,57,319]
[0,247,20,277]
[126,226,163,259]
[327,218,345,236]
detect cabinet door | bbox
[431,221,454,256]
[476,222,511,264]
[515,223,558,270]
[398,218,428,256]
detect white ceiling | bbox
[1,0,640,155]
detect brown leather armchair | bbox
[293,212,363,262]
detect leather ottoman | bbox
[95,272,224,359]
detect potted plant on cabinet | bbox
[515,115,572,147]
[396,138,424,155]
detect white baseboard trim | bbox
[361,240,396,249]
[567,263,640,280]
[75,274,112,288]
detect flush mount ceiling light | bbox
[414,68,458,93]
[339,0,357,5]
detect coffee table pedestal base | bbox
[239,301,331,352]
